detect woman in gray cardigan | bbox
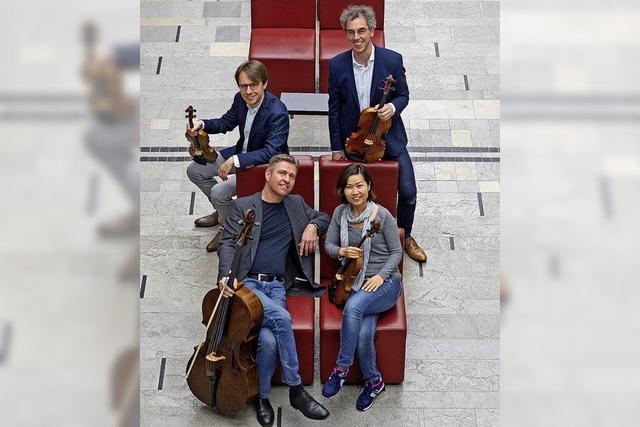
[321,164,403,411]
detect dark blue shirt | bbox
[250,200,293,276]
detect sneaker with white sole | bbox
[322,367,348,398]
[356,377,385,411]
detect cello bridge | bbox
[205,352,226,362]
[364,139,373,145]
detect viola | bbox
[329,220,381,306]
[185,209,263,413]
[185,105,218,165]
[345,75,396,163]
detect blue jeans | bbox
[384,148,417,236]
[337,276,402,381]
[243,278,301,398]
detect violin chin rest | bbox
[346,152,364,163]
[193,155,207,165]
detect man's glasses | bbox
[346,27,370,38]
[239,82,259,92]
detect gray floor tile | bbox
[423,409,477,427]
[425,2,483,19]
[214,25,241,42]
[142,26,180,43]
[203,1,242,18]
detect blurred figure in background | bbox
[81,21,139,281]
[81,21,139,239]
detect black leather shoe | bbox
[289,387,330,420]
[194,212,218,227]
[205,228,223,253]
[255,398,274,427]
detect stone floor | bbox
[140,1,500,426]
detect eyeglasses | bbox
[346,27,370,38]
[238,82,259,92]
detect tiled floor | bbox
[140,1,500,426]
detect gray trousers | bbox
[84,118,138,204]
[186,155,236,224]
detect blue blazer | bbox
[328,46,409,158]
[202,90,289,168]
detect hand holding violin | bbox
[375,103,394,121]
[339,246,363,259]
[186,118,205,136]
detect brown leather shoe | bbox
[194,212,218,227]
[405,236,427,262]
[206,228,224,253]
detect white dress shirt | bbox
[233,94,265,168]
[352,45,375,113]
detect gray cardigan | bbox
[324,204,402,281]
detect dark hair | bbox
[340,5,377,31]
[336,163,377,204]
[268,154,299,170]
[234,60,268,85]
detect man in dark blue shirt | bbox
[217,154,330,426]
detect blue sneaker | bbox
[356,377,385,411]
[321,367,348,398]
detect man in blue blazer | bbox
[186,60,290,252]
[328,5,427,262]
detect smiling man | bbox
[217,154,330,426]
[327,5,427,263]
[186,60,289,253]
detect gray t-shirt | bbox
[324,204,402,281]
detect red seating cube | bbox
[319,285,407,384]
[236,155,315,385]
[318,0,385,93]
[318,154,397,221]
[236,155,314,207]
[320,31,385,93]
[272,295,314,385]
[249,0,316,97]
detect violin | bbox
[345,75,396,163]
[185,105,218,165]
[185,209,263,413]
[329,220,381,306]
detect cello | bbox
[185,209,263,413]
[345,75,396,163]
[185,105,218,165]
[329,220,380,306]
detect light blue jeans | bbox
[336,275,402,381]
[243,278,301,398]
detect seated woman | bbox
[322,163,403,411]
